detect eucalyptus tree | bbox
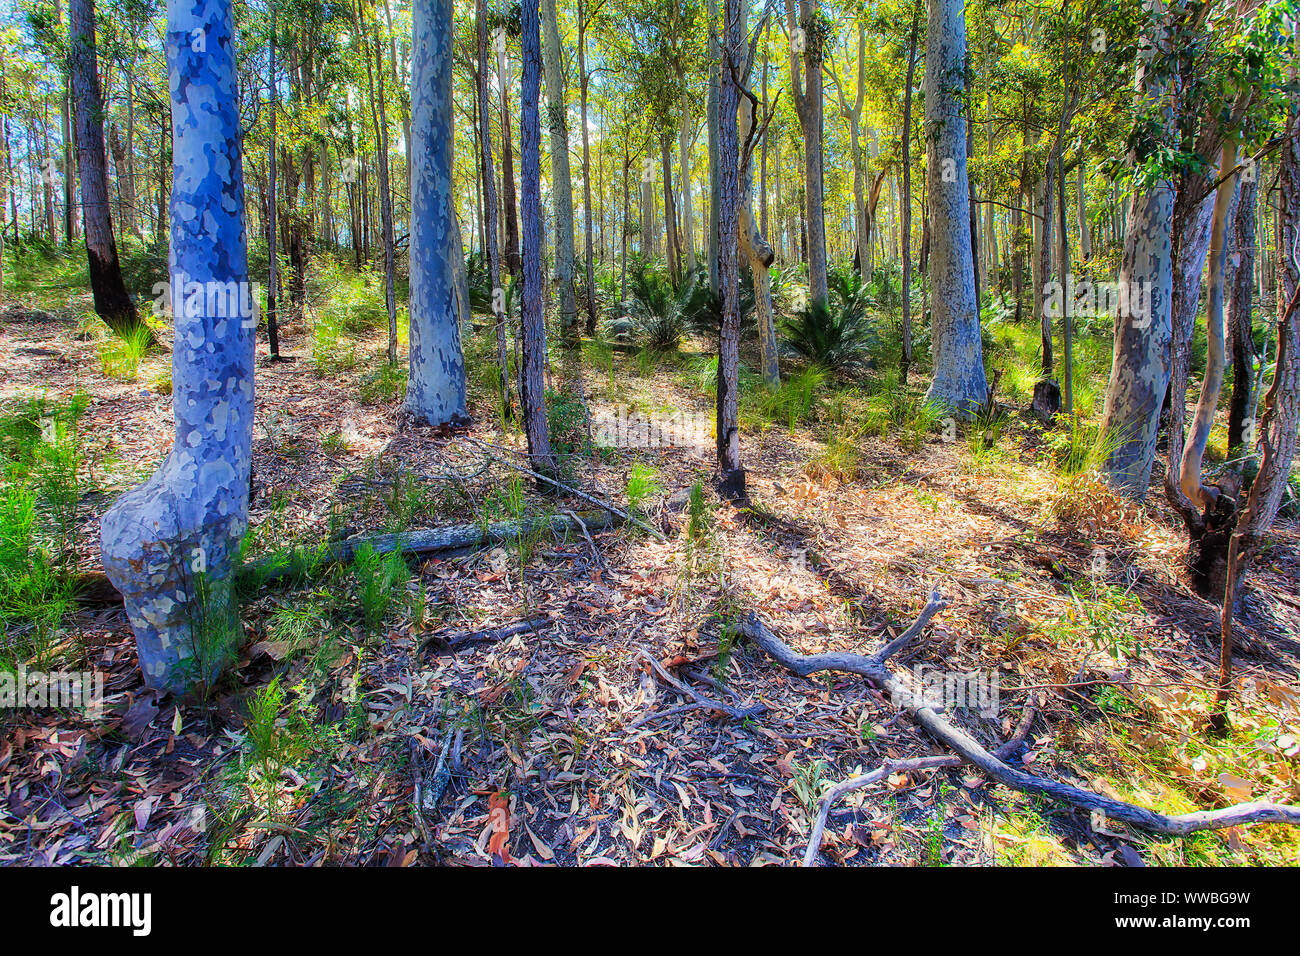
[922,0,987,416]
[69,0,144,340]
[716,0,744,497]
[520,0,556,476]
[541,0,579,344]
[100,0,252,690]
[784,0,827,303]
[1098,3,1178,495]
[477,0,509,413]
[404,0,469,427]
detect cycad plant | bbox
[780,296,874,372]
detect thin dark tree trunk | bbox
[899,0,919,384]
[477,0,509,412]
[578,0,599,333]
[69,0,143,339]
[716,0,744,498]
[1227,174,1259,456]
[266,5,281,360]
[520,0,555,478]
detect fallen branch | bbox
[634,650,766,726]
[739,596,1300,850]
[801,696,1039,866]
[461,436,667,541]
[78,511,619,604]
[423,615,553,653]
[330,511,618,566]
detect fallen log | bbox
[75,510,620,604]
[739,591,1300,862]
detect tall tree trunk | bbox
[1077,162,1091,260]
[266,5,281,360]
[541,0,578,344]
[739,41,778,388]
[499,38,521,275]
[985,89,998,285]
[922,0,986,417]
[1177,145,1239,513]
[899,0,919,384]
[477,0,510,413]
[716,0,744,497]
[101,0,251,691]
[56,0,79,244]
[1227,173,1260,457]
[1217,106,1300,720]
[359,0,398,364]
[1099,12,1175,496]
[403,0,468,426]
[520,0,556,476]
[785,0,827,303]
[578,0,598,333]
[661,137,680,286]
[681,91,697,273]
[69,0,143,338]
[1034,156,1055,377]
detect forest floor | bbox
[2,262,1300,867]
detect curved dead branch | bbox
[739,594,1300,864]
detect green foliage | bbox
[351,543,410,634]
[741,366,825,431]
[358,361,407,404]
[779,297,875,372]
[99,323,155,381]
[0,394,89,670]
[625,463,661,517]
[546,388,589,467]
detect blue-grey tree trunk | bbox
[99,0,252,691]
[404,0,469,427]
[922,0,987,417]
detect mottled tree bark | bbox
[922,0,987,417]
[100,0,252,691]
[69,0,144,339]
[403,0,468,427]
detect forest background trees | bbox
[0,0,1298,701]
